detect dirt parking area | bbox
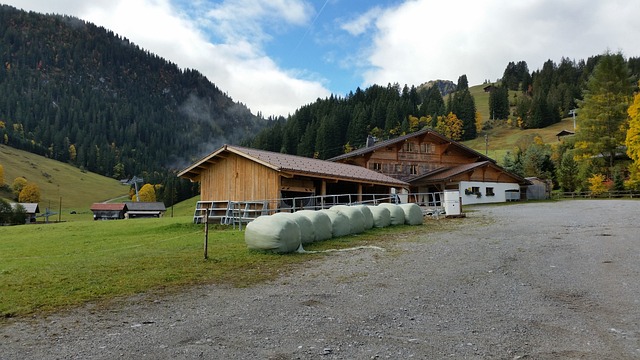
[1,200,639,359]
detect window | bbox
[409,164,418,175]
[372,162,382,171]
[472,186,480,194]
[420,143,435,154]
[403,142,416,152]
[486,187,495,196]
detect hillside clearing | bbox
[0,145,128,212]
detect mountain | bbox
[416,80,457,97]
[0,5,266,180]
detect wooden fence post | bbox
[204,209,209,260]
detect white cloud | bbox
[357,0,640,87]
[340,6,383,36]
[3,0,330,117]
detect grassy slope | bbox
[465,84,575,163]
[0,144,129,212]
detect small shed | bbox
[90,203,127,220]
[124,202,166,218]
[556,129,575,141]
[525,177,552,200]
[11,203,39,223]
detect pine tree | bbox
[576,52,633,171]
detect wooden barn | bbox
[124,202,166,218]
[11,203,39,223]
[330,129,529,205]
[178,145,408,217]
[90,203,127,220]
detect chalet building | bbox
[178,145,408,212]
[330,129,529,205]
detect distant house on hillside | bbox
[556,129,575,141]
[90,203,127,220]
[483,84,496,92]
[124,202,166,218]
[329,129,530,205]
[11,203,39,223]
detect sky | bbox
[3,0,640,118]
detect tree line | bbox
[250,75,479,159]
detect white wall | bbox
[458,181,520,205]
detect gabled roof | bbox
[407,161,530,185]
[124,202,166,212]
[12,203,39,213]
[178,145,408,187]
[90,203,127,211]
[329,128,494,163]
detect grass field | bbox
[0,145,128,212]
[464,84,575,163]
[0,212,439,320]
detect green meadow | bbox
[0,211,441,320]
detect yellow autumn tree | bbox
[69,144,77,162]
[138,183,156,202]
[588,174,608,196]
[19,182,41,203]
[475,111,483,134]
[12,177,27,198]
[435,113,463,140]
[625,82,640,164]
[0,164,4,185]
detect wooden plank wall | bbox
[200,153,280,201]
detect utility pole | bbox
[569,109,577,130]
[484,134,489,156]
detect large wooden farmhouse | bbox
[330,129,529,205]
[178,145,409,221]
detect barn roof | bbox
[407,161,530,185]
[124,202,166,212]
[90,203,127,211]
[329,128,493,163]
[12,203,39,213]
[178,145,408,187]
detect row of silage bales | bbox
[353,205,374,229]
[244,202,425,254]
[318,209,350,237]
[272,212,314,245]
[296,210,332,241]
[378,203,405,225]
[244,212,302,253]
[329,205,366,234]
[368,205,391,228]
[399,203,424,225]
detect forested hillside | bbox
[0,5,265,183]
[252,55,640,162]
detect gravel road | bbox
[1,200,639,359]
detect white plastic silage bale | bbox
[330,205,365,234]
[368,205,391,228]
[296,210,332,242]
[399,203,424,225]
[378,203,405,225]
[319,209,351,238]
[244,214,301,253]
[272,212,315,245]
[353,205,374,229]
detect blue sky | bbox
[4,0,640,117]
